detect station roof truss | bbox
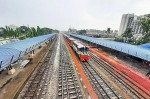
[0,33,56,71]
[70,34,150,62]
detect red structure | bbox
[64,37,98,99]
[90,48,150,95]
[65,35,90,61]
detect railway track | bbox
[57,36,84,99]
[17,36,57,99]
[80,61,123,99]
[89,52,150,99]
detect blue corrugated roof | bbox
[138,43,150,49]
[0,33,56,71]
[70,34,150,61]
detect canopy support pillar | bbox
[0,61,2,74]
[8,56,14,70]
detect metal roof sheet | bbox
[70,34,150,61]
[0,33,56,71]
[69,38,75,41]
[73,41,84,48]
[138,43,150,49]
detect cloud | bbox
[0,0,149,30]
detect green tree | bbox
[3,26,17,38]
[19,26,29,34]
[139,16,150,43]
[10,28,15,38]
[37,26,42,36]
[15,28,21,37]
[78,30,86,35]
[122,28,133,43]
[106,28,111,37]
[41,27,52,35]
[107,28,111,34]
[114,37,124,42]
[2,25,54,39]
[3,26,11,38]
[31,27,37,37]
[3,28,7,38]
[0,27,4,37]
[26,27,32,37]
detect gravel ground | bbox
[0,44,49,99]
[0,47,43,89]
[45,34,60,99]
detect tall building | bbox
[118,13,150,36]
[118,14,134,36]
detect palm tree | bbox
[106,28,111,37]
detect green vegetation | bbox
[114,37,124,42]
[115,16,150,45]
[115,27,134,43]
[106,28,111,34]
[78,30,87,35]
[0,26,57,40]
[122,28,133,43]
[139,16,150,43]
[106,27,111,37]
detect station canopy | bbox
[138,43,150,49]
[70,34,150,61]
[0,33,56,71]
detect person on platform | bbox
[146,70,150,79]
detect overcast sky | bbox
[0,0,150,30]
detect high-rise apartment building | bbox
[118,14,134,36]
[118,13,150,36]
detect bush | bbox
[18,36,26,40]
[114,37,124,42]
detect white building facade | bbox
[118,14,150,36]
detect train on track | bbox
[65,34,90,61]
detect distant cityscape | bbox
[67,13,150,39]
[118,13,150,37]
[0,13,149,39]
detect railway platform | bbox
[0,33,150,99]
